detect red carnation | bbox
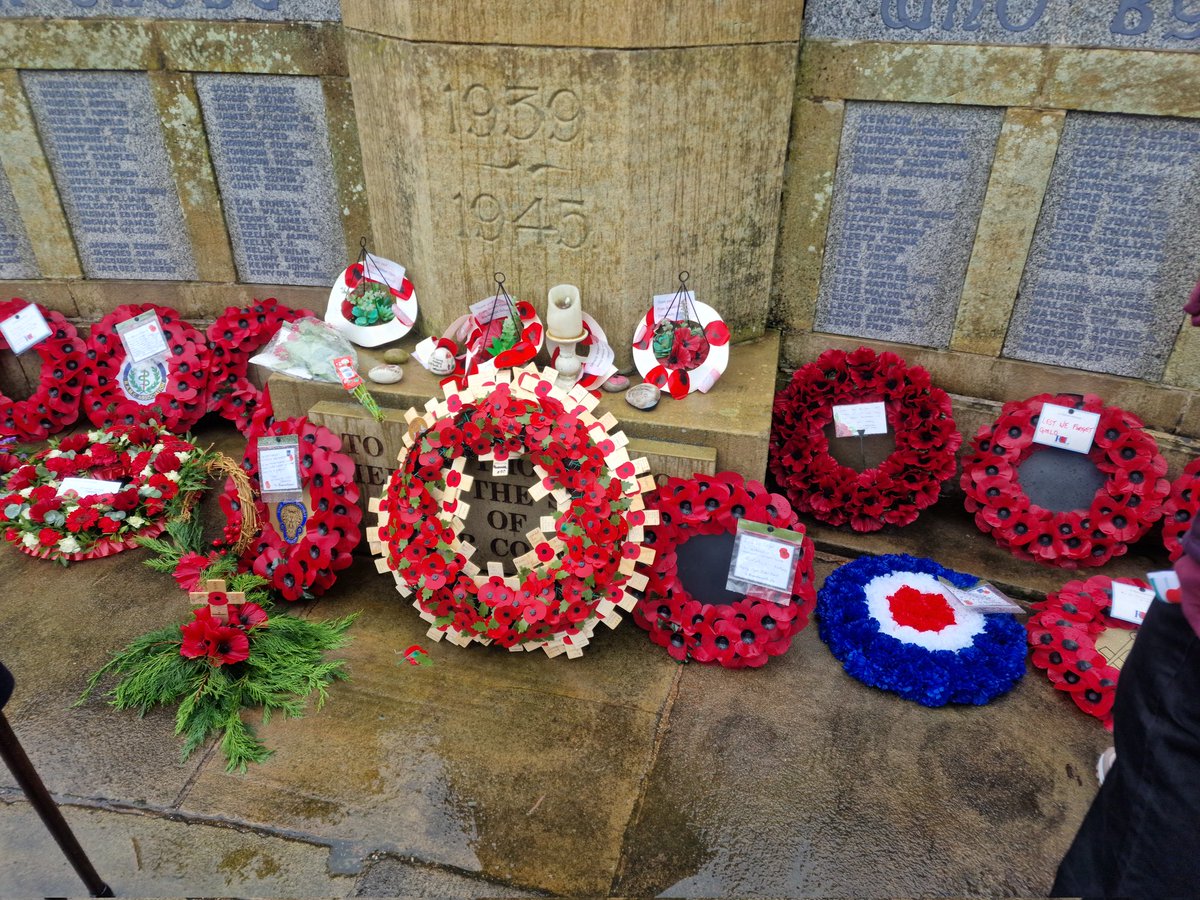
[65,507,101,532]
[98,516,121,534]
[153,451,180,474]
[37,527,60,547]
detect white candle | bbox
[546,284,584,340]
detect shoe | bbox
[1097,747,1116,785]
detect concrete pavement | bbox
[0,425,1120,897]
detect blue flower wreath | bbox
[817,554,1026,707]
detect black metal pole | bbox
[0,712,113,897]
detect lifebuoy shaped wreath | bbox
[818,554,1026,707]
[1163,458,1200,561]
[220,417,361,601]
[82,303,211,433]
[631,472,816,668]
[961,393,1168,567]
[206,299,314,435]
[369,367,655,658]
[0,299,85,441]
[769,347,960,532]
[0,423,200,562]
[1027,575,1144,729]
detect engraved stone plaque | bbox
[805,0,1200,53]
[196,75,342,287]
[22,72,196,281]
[814,101,1003,348]
[0,165,36,280]
[0,0,340,21]
[1005,113,1200,378]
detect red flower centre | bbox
[887,586,957,632]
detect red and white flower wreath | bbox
[0,299,86,441]
[0,423,198,563]
[1027,575,1146,729]
[220,417,362,601]
[369,367,656,658]
[82,303,212,433]
[206,298,314,435]
[1163,457,1200,561]
[631,472,817,668]
[962,393,1168,568]
[769,346,961,532]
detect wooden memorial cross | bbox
[188,579,246,623]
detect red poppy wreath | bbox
[961,393,1168,568]
[82,303,212,433]
[1163,457,1200,561]
[0,423,202,563]
[768,347,961,532]
[369,367,656,658]
[206,298,315,435]
[219,417,362,601]
[0,299,86,441]
[1027,575,1146,729]
[631,472,817,668]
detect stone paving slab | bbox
[613,564,1111,898]
[178,556,680,896]
[0,547,210,807]
[0,798,357,898]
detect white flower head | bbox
[58,535,81,554]
[164,471,181,482]
[126,516,146,529]
[21,532,38,549]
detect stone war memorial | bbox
[3,1,1200,897]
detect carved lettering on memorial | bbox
[0,167,36,279]
[805,0,1200,50]
[814,102,1001,348]
[0,0,340,21]
[195,75,342,287]
[440,80,590,252]
[22,72,196,280]
[1004,113,1200,378]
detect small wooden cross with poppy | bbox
[188,579,246,623]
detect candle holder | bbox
[546,284,587,389]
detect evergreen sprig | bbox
[78,612,357,772]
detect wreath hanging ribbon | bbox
[631,472,817,668]
[769,346,961,532]
[0,298,85,441]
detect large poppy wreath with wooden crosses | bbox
[369,367,656,658]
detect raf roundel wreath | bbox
[817,554,1026,707]
[1163,457,1200,561]
[82,303,212,433]
[631,472,816,668]
[206,299,315,435]
[370,367,655,659]
[0,299,85,441]
[0,423,200,563]
[961,393,1168,568]
[220,417,362,601]
[769,346,961,532]
[1027,575,1145,729]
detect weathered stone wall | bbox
[774,0,1200,439]
[0,2,368,327]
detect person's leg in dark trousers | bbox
[1051,600,1200,897]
